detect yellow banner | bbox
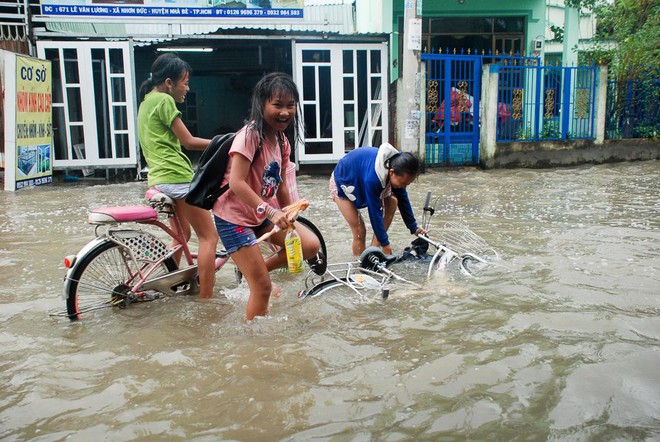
[15,56,53,188]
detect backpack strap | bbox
[276,131,285,158]
[217,136,268,197]
[253,138,264,163]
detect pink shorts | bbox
[329,173,339,199]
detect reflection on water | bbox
[1,161,659,440]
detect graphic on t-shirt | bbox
[261,161,282,199]
[340,185,357,202]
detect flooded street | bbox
[1,160,659,440]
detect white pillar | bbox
[479,64,499,167]
[594,65,608,144]
[563,5,579,66]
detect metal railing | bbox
[496,64,598,142]
[606,69,660,139]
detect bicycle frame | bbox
[63,189,230,302]
[298,249,421,300]
[62,187,326,319]
[413,191,496,277]
[413,234,488,277]
[298,191,496,300]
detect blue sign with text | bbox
[41,0,303,18]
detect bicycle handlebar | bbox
[424,191,432,210]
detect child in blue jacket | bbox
[330,143,427,256]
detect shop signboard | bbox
[40,0,304,19]
[2,51,53,192]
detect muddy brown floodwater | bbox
[1,160,659,440]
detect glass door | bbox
[36,41,137,170]
[294,42,388,164]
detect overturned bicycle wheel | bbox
[359,246,397,272]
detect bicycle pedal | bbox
[136,292,160,302]
[111,296,129,309]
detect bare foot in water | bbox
[271,283,282,298]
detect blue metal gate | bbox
[422,53,482,166]
[497,64,599,142]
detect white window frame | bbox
[36,40,137,169]
[294,42,388,164]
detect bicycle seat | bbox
[359,246,397,271]
[145,188,175,206]
[88,206,158,224]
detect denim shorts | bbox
[214,216,270,254]
[155,183,190,200]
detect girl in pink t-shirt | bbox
[212,72,321,320]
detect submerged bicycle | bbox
[59,188,326,321]
[298,191,497,300]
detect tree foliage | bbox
[566,0,659,139]
[571,0,660,78]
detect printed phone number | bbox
[16,176,53,189]
[41,4,303,18]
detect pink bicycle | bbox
[62,188,326,321]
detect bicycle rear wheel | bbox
[65,239,177,321]
[459,254,481,275]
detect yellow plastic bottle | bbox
[285,226,304,274]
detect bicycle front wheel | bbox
[65,240,177,321]
[300,278,350,299]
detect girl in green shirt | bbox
[137,53,218,299]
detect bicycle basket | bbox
[108,230,170,263]
[435,221,497,260]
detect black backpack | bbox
[185,133,237,210]
[185,132,281,210]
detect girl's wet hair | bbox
[389,152,421,177]
[138,53,191,102]
[247,72,302,146]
